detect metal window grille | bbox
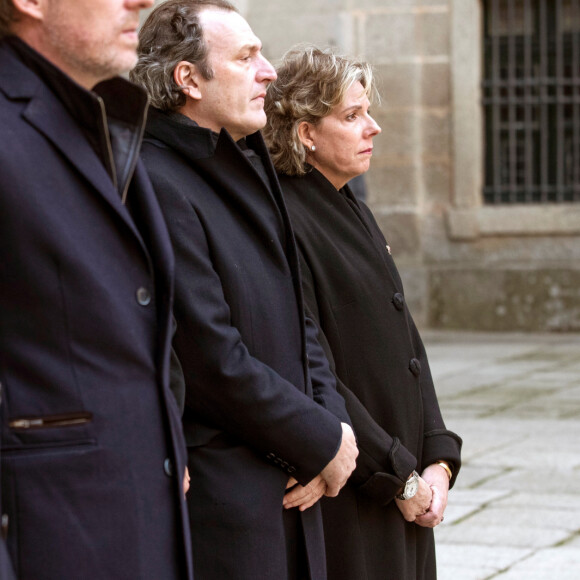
[482,0,580,203]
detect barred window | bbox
[483,0,580,203]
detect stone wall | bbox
[144,0,580,331]
[244,0,454,327]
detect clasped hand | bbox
[283,423,358,512]
[395,464,450,528]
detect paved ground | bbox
[422,330,580,580]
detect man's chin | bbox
[249,113,268,133]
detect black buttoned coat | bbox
[141,110,349,580]
[0,41,192,579]
[280,168,462,580]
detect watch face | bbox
[405,474,419,499]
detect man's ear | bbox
[297,121,315,150]
[11,0,45,21]
[174,61,203,101]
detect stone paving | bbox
[422,331,580,580]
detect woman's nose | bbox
[366,116,381,136]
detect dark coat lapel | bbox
[245,133,309,374]
[126,161,175,333]
[194,130,291,272]
[0,45,148,252]
[299,168,402,290]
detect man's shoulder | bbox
[141,135,205,178]
[140,137,217,202]
[0,41,40,101]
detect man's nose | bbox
[257,54,277,83]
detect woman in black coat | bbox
[264,46,462,580]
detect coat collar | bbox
[2,37,150,190]
[145,107,275,169]
[144,107,216,161]
[0,38,156,263]
[281,165,360,211]
[144,108,287,233]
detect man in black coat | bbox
[0,1,192,578]
[131,1,358,579]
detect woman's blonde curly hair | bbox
[263,45,376,176]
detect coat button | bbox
[392,293,405,311]
[163,458,174,477]
[409,358,422,377]
[136,287,151,306]
[287,466,296,474]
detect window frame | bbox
[448,0,580,240]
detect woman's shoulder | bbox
[278,171,328,218]
[277,171,307,193]
[278,169,334,202]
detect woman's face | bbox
[302,81,381,190]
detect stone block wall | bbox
[144,0,580,331]
[243,0,454,325]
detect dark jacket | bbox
[280,168,462,580]
[141,109,350,580]
[0,390,15,580]
[0,39,192,580]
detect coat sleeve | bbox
[298,252,418,504]
[152,174,343,486]
[304,313,351,425]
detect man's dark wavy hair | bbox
[130,0,238,111]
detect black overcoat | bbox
[280,168,462,580]
[141,110,350,580]
[0,40,192,579]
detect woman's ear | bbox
[298,121,315,150]
[173,61,202,101]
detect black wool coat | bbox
[141,110,350,580]
[280,168,462,580]
[0,40,192,579]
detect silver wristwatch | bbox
[396,470,419,500]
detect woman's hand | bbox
[414,463,450,528]
[395,475,432,522]
[283,475,327,512]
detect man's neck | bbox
[9,28,99,89]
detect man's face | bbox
[192,9,276,141]
[41,0,153,88]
